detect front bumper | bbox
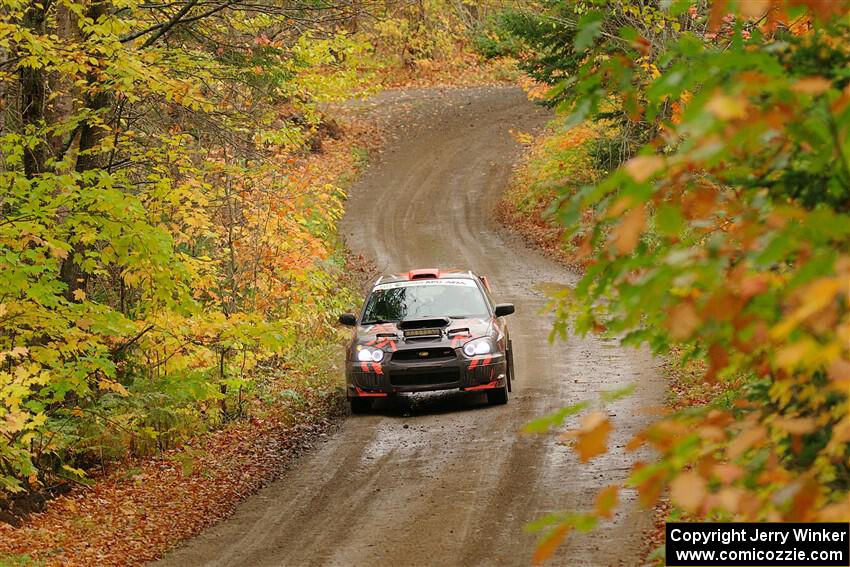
[346,349,507,398]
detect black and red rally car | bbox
[339,268,516,414]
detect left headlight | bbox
[356,347,384,362]
[462,337,493,357]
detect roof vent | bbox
[407,268,440,280]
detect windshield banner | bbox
[374,279,477,290]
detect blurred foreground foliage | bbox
[486,0,850,563]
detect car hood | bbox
[354,317,494,349]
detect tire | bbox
[487,384,508,405]
[350,397,372,414]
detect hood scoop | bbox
[399,317,449,340]
[398,317,450,330]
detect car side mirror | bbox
[494,303,515,317]
[339,313,357,326]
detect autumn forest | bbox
[1,0,848,565]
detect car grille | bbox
[391,348,456,362]
[389,368,460,387]
[352,369,380,388]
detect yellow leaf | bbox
[533,523,571,565]
[670,471,706,513]
[98,379,129,396]
[623,155,663,182]
[775,338,818,371]
[595,485,619,519]
[771,277,841,339]
[10,346,28,358]
[72,289,86,301]
[706,94,748,120]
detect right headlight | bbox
[462,337,493,357]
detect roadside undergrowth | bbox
[0,120,379,566]
[497,114,602,271]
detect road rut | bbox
[155,86,665,567]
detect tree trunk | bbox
[20,4,47,177]
[60,0,111,302]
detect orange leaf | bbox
[625,432,646,452]
[739,0,770,18]
[792,76,832,95]
[670,471,707,513]
[708,0,728,30]
[610,204,646,255]
[623,155,663,182]
[728,425,767,459]
[713,463,744,484]
[533,523,571,565]
[594,485,619,519]
[773,417,816,435]
[563,411,613,462]
[666,300,701,340]
[706,343,729,382]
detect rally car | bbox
[338,269,515,414]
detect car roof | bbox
[374,268,480,286]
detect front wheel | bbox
[487,385,508,405]
[350,398,372,414]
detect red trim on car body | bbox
[463,380,499,391]
[354,387,388,398]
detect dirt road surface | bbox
[155,86,664,566]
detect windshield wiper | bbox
[362,318,396,325]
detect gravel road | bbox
[155,86,664,567]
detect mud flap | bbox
[507,339,514,392]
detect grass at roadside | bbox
[497,115,600,270]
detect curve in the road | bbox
[155,85,665,567]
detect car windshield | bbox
[361,280,489,323]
